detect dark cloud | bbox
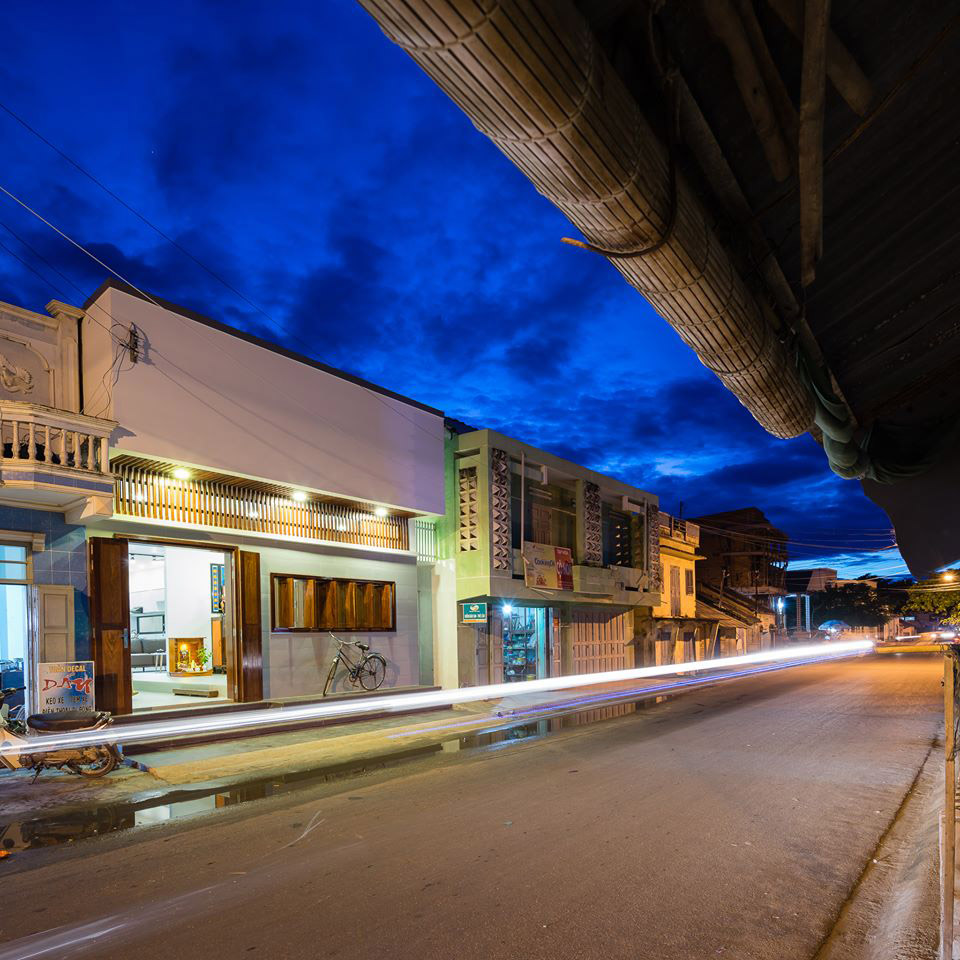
[0,1,902,578]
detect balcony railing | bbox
[415,518,438,562]
[0,401,113,477]
[659,512,700,546]
[113,462,410,551]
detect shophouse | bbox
[434,425,661,686]
[693,507,787,649]
[10,280,445,716]
[0,297,116,716]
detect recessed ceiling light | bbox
[173,467,190,480]
[374,506,388,518]
[292,491,308,502]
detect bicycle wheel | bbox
[358,653,386,690]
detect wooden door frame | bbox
[108,533,246,705]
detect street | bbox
[0,654,943,960]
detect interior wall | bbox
[164,546,224,654]
[129,552,164,616]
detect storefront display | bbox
[502,607,547,682]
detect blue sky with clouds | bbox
[0,1,906,576]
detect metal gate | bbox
[570,609,630,675]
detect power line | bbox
[0,102,443,440]
[0,182,444,485]
[0,99,279,328]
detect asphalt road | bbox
[0,655,942,960]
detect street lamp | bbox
[944,572,956,582]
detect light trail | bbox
[0,640,873,758]
[385,654,851,739]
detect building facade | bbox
[0,298,117,716]
[435,427,662,686]
[693,507,787,650]
[2,281,447,717]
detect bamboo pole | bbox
[702,0,791,180]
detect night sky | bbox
[0,2,905,577]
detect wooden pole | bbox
[799,0,831,286]
[943,648,956,960]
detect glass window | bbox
[0,544,28,582]
[271,574,396,632]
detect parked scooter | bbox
[0,686,121,778]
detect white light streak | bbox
[0,640,873,759]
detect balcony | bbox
[0,401,116,520]
[659,512,700,546]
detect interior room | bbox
[128,542,233,711]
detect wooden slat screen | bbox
[113,464,409,551]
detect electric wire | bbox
[0,189,442,490]
[0,104,443,441]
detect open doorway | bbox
[127,542,235,711]
[0,544,30,721]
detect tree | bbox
[900,584,960,625]
[811,583,892,628]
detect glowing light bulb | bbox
[292,491,308,502]
[374,506,388,518]
[173,467,190,480]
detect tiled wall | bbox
[0,506,89,658]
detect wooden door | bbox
[670,565,682,617]
[34,584,75,664]
[89,537,131,715]
[237,550,263,702]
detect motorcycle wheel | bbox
[74,749,118,778]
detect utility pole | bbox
[943,646,957,960]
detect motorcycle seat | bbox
[26,710,110,732]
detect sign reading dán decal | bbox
[38,661,95,713]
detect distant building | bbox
[691,507,787,647]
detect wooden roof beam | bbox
[766,0,873,116]
[702,0,792,181]
[799,0,830,287]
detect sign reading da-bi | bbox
[461,602,488,624]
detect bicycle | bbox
[322,633,387,696]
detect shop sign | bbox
[37,661,95,713]
[523,543,574,591]
[461,601,488,623]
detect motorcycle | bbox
[0,686,122,779]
